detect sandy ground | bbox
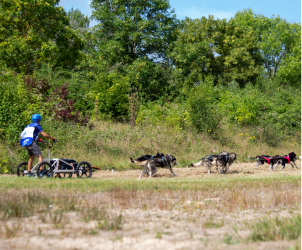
[1,161,301,250]
[1,206,300,250]
[91,160,302,179]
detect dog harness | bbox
[283,155,291,163]
[263,157,271,164]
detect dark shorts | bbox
[25,141,42,156]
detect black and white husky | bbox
[139,154,177,178]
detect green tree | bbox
[67,7,90,29]
[171,16,262,91]
[124,59,174,101]
[90,0,178,103]
[234,9,301,80]
[66,7,95,68]
[0,0,84,74]
[276,29,301,86]
[90,0,178,66]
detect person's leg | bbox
[37,155,44,172]
[37,154,43,164]
[28,155,35,172]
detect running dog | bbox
[129,152,164,166]
[139,154,177,178]
[272,152,299,171]
[221,152,238,174]
[218,151,229,157]
[190,151,229,174]
[248,155,281,170]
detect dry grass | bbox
[0,179,300,221]
[0,172,300,249]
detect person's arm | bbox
[40,131,56,141]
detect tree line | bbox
[0,0,300,145]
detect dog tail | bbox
[129,157,135,164]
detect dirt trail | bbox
[92,160,301,179]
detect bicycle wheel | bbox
[37,161,53,178]
[17,162,28,177]
[76,161,92,178]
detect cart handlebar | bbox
[37,139,58,148]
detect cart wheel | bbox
[37,161,53,178]
[17,162,28,177]
[76,161,92,178]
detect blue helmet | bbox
[32,114,42,123]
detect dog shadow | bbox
[243,171,255,174]
[152,174,176,178]
[228,170,239,174]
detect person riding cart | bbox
[20,114,57,177]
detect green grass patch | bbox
[248,214,301,241]
[204,220,224,228]
[0,175,300,192]
[223,233,239,244]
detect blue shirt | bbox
[28,123,43,141]
[20,122,43,147]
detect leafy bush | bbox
[218,79,301,145]
[0,71,31,143]
[0,145,9,174]
[219,82,267,126]
[136,101,190,130]
[48,82,88,125]
[92,72,130,120]
[187,81,221,134]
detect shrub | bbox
[0,71,31,143]
[48,82,88,125]
[0,145,9,174]
[136,101,190,130]
[92,72,130,121]
[187,81,220,134]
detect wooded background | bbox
[0,0,300,173]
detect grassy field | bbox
[0,161,301,250]
[1,120,301,249]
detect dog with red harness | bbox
[248,155,281,170]
[272,152,299,172]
